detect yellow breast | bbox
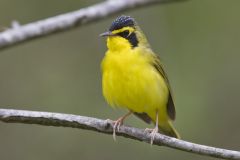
[101,46,169,116]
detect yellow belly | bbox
[101,49,169,121]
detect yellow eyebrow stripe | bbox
[111,27,135,34]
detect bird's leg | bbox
[112,111,132,141]
[144,110,159,145]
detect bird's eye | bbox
[118,30,130,38]
[122,30,129,36]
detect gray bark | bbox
[0,109,239,160]
[0,0,187,50]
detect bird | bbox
[100,15,180,144]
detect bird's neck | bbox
[107,37,132,52]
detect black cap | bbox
[109,15,135,31]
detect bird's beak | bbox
[99,31,115,37]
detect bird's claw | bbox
[112,118,124,141]
[144,127,158,145]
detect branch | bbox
[0,0,187,50]
[0,109,239,160]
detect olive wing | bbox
[152,54,176,120]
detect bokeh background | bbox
[0,0,239,159]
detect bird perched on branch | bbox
[100,15,180,144]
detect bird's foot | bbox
[112,117,125,141]
[144,127,159,145]
[106,111,132,141]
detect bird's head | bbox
[100,15,149,51]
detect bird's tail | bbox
[158,121,180,139]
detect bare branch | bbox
[0,0,187,50]
[0,109,239,160]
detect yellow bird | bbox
[100,15,180,143]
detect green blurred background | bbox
[0,0,239,159]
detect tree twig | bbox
[0,0,187,50]
[0,108,239,160]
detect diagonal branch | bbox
[0,108,239,160]
[0,0,187,50]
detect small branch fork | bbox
[0,0,187,50]
[0,109,239,160]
